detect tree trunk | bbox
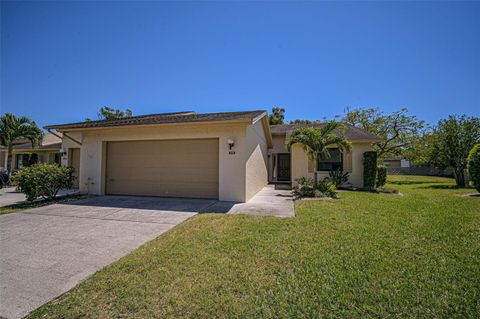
[6,145,13,176]
[454,169,466,187]
[314,170,318,186]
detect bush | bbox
[293,177,316,198]
[13,163,73,201]
[316,180,337,198]
[293,177,337,198]
[467,144,480,192]
[376,165,387,187]
[363,151,378,189]
[328,169,350,188]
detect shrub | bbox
[376,165,387,187]
[316,180,337,198]
[293,177,337,198]
[328,169,350,188]
[363,151,378,189]
[13,163,73,201]
[293,177,316,198]
[467,144,480,192]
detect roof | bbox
[384,155,404,161]
[45,110,267,130]
[2,133,62,151]
[270,123,380,141]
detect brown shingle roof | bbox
[270,123,380,141]
[5,133,62,151]
[45,110,267,130]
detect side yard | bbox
[29,175,480,318]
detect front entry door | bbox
[69,148,80,188]
[277,154,291,181]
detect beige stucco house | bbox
[45,110,378,202]
[268,123,380,188]
[0,133,62,170]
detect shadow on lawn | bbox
[388,180,447,185]
[419,185,473,190]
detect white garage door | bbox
[106,139,219,199]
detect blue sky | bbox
[1,1,479,128]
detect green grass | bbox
[29,176,480,318]
[0,205,26,215]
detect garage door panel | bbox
[106,139,219,199]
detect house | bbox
[268,123,380,187]
[384,155,411,169]
[383,155,453,177]
[0,133,62,170]
[45,110,378,202]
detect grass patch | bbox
[29,175,480,318]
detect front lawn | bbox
[29,176,480,318]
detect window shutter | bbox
[343,151,353,172]
[308,158,315,173]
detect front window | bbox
[317,148,342,171]
[15,154,24,169]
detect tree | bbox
[0,113,43,174]
[269,107,285,125]
[427,115,480,187]
[86,106,133,121]
[342,107,424,159]
[403,129,439,166]
[285,121,351,184]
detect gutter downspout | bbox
[47,128,82,146]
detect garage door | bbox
[106,139,219,199]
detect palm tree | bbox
[0,113,43,174]
[285,121,352,184]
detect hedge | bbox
[377,165,387,187]
[467,144,480,192]
[363,151,378,189]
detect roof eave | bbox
[44,118,254,132]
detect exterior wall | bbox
[245,120,268,201]
[291,144,312,183]
[271,134,288,153]
[61,123,252,202]
[268,134,291,182]
[291,142,373,188]
[61,132,82,167]
[349,142,373,187]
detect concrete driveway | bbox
[0,187,79,207]
[0,196,215,319]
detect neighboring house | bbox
[0,133,62,170]
[45,111,378,202]
[384,156,411,169]
[269,124,380,187]
[384,155,453,177]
